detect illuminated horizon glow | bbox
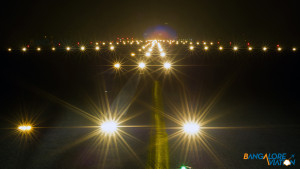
[144,25,177,40]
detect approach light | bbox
[263,47,267,51]
[18,125,32,131]
[159,48,163,52]
[277,47,282,51]
[163,62,171,69]
[233,46,238,51]
[204,46,209,51]
[248,47,253,51]
[114,63,121,69]
[22,47,27,52]
[219,46,223,50]
[180,166,188,169]
[66,47,71,51]
[37,47,41,51]
[183,122,200,135]
[138,62,146,69]
[210,42,213,45]
[131,52,136,57]
[189,46,194,50]
[110,46,115,51]
[8,48,12,52]
[145,52,151,57]
[80,46,85,51]
[160,52,166,57]
[52,47,56,51]
[292,47,297,51]
[95,46,100,50]
[100,121,118,134]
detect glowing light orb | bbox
[284,159,291,166]
[22,47,27,52]
[138,62,146,69]
[8,48,12,52]
[114,63,121,69]
[18,125,32,131]
[292,47,297,51]
[277,47,282,51]
[189,46,194,50]
[145,52,151,57]
[148,48,153,52]
[66,47,71,51]
[219,46,223,50]
[52,47,56,51]
[95,46,100,50]
[80,46,85,51]
[160,52,166,57]
[204,46,209,51]
[183,122,200,135]
[110,46,115,50]
[248,47,253,51]
[131,53,136,57]
[163,62,171,69]
[263,47,267,51]
[37,47,41,51]
[233,46,238,51]
[100,121,118,134]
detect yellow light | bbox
[100,121,118,134]
[233,46,238,51]
[189,46,194,50]
[138,49,142,52]
[37,47,41,51]
[163,62,171,69]
[8,48,12,52]
[292,47,297,51]
[52,47,56,51]
[183,122,200,135]
[66,47,71,51]
[95,42,99,45]
[148,48,153,52]
[114,63,121,69]
[131,52,136,57]
[22,47,27,52]
[80,46,85,51]
[18,125,32,131]
[102,42,105,45]
[138,62,146,69]
[203,42,206,45]
[145,52,151,57]
[248,47,253,51]
[210,42,213,45]
[219,46,223,50]
[263,47,267,51]
[277,47,282,51]
[110,46,115,50]
[95,46,100,50]
[204,46,209,51]
[160,52,166,57]
[196,42,200,45]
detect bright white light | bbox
[100,121,118,134]
[22,47,27,52]
[163,62,171,69]
[210,42,213,45]
[233,46,238,51]
[292,47,297,51]
[159,48,163,52]
[148,48,153,52]
[160,52,166,57]
[52,47,56,51]
[204,46,209,51]
[248,47,253,51]
[183,122,200,135]
[8,48,12,52]
[95,46,100,50]
[145,52,151,57]
[219,46,223,50]
[110,46,115,50]
[138,62,146,69]
[18,125,32,131]
[283,159,291,166]
[131,52,136,57]
[263,47,267,51]
[37,47,41,51]
[277,47,282,51]
[66,47,71,51]
[114,63,121,69]
[189,46,194,50]
[80,46,85,51]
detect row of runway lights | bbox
[7,46,298,52]
[18,120,200,135]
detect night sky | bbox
[0,0,300,169]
